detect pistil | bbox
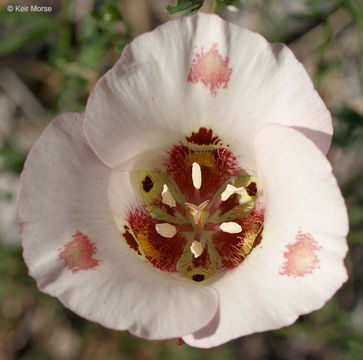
[185,200,210,227]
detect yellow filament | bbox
[137,232,160,260]
[240,225,261,258]
[185,151,215,168]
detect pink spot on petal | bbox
[280,231,321,277]
[188,43,232,96]
[58,231,99,273]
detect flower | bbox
[18,14,348,348]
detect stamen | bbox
[221,184,244,201]
[220,222,242,234]
[155,223,177,238]
[190,240,203,258]
[209,198,222,216]
[204,222,220,231]
[161,184,176,207]
[192,162,202,190]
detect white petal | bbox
[19,113,218,340]
[184,124,348,348]
[85,13,332,172]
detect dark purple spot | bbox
[192,274,205,282]
[246,182,257,196]
[142,176,153,192]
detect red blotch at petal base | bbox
[58,231,99,273]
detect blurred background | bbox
[0,0,362,359]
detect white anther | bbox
[192,162,202,190]
[161,184,176,207]
[190,241,203,258]
[221,184,244,201]
[220,222,242,234]
[155,223,177,238]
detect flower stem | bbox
[213,0,222,14]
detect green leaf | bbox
[348,230,363,244]
[115,40,129,53]
[335,106,363,127]
[341,339,363,360]
[0,143,26,173]
[332,105,363,147]
[0,13,58,56]
[165,0,204,15]
[350,204,363,228]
